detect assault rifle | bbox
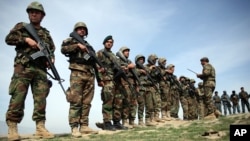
[135,61,158,89]
[167,74,183,93]
[116,51,141,86]
[69,31,104,69]
[24,24,66,95]
[103,50,138,97]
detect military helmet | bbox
[190,79,196,83]
[198,82,203,86]
[179,75,186,80]
[200,57,209,62]
[26,1,46,15]
[166,64,175,70]
[158,57,166,64]
[135,54,145,62]
[73,22,88,35]
[147,54,158,64]
[119,46,130,52]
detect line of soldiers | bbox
[4,1,220,140]
[213,87,250,116]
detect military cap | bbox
[103,35,113,44]
[200,57,209,62]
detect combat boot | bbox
[122,119,133,129]
[7,120,20,141]
[166,111,175,120]
[154,112,164,123]
[103,122,116,131]
[113,120,128,130]
[138,118,145,127]
[145,118,156,126]
[71,127,81,138]
[204,112,217,120]
[35,120,54,139]
[80,125,98,134]
[129,119,138,128]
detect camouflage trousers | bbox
[203,86,215,115]
[144,86,155,119]
[137,88,145,120]
[160,84,171,113]
[197,97,205,120]
[100,80,115,122]
[180,96,188,120]
[113,82,125,122]
[152,87,161,117]
[6,64,50,123]
[68,69,95,127]
[187,96,198,120]
[120,84,137,121]
[170,89,180,118]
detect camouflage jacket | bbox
[135,65,151,86]
[96,48,118,81]
[199,63,216,87]
[61,37,95,73]
[157,66,170,87]
[5,22,55,68]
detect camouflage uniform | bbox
[196,82,205,119]
[96,35,127,130]
[116,47,138,127]
[239,87,250,113]
[212,91,222,113]
[197,57,216,116]
[146,54,163,122]
[6,21,55,123]
[157,58,172,120]
[169,74,182,118]
[230,91,241,114]
[61,22,98,135]
[187,79,198,120]
[221,91,232,115]
[179,76,189,120]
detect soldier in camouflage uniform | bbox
[212,91,222,113]
[197,57,216,119]
[146,54,164,123]
[96,35,127,130]
[167,65,181,119]
[230,90,241,114]
[157,58,173,121]
[196,82,205,119]
[61,22,100,137]
[239,87,250,113]
[221,91,232,115]
[187,79,198,120]
[5,2,55,140]
[116,47,138,128]
[179,76,189,120]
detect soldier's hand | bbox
[98,81,104,87]
[139,69,146,74]
[98,67,105,73]
[149,65,156,70]
[25,37,38,49]
[127,63,135,69]
[78,43,88,52]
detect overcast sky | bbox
[1,0,250,134]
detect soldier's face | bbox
[76,27,87,37]
[104,39,113,49]
[28,10,44,24]
[123,50,129,58]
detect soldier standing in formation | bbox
[61,22,100,137]
[96,35,127,130]
[239,87,250,113]
[196,57,216,119]
[212,91,222,113]
[5,1,55,140]
[116,47,138,128]
[230,90,240,114]
[179,76,189,120]
[221,91,232,115]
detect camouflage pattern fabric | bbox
[196,88,205,119]
[239,91,250,113]
[6,22,55,123]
